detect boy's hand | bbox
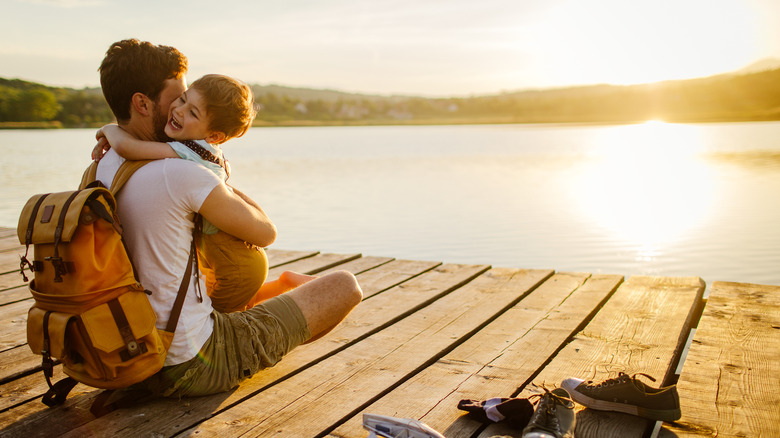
[92,135,110,162]
[93,124,119,162]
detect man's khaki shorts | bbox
[137,294,310,397]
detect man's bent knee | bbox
[328,270,363,307]
[287,270,362,340]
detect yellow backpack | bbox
[18,160,196,408]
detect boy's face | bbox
[165,87,215,142]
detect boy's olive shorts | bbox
[199,230,268,313]
[137,294,310,397]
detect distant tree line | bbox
[255,69,780,125]
[0,78,113,127]
[2,68,780,128]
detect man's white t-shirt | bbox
[96,149,221,365]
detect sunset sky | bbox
[2,0,780,96]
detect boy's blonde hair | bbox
[190,74,256,143]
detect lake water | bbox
[2,122,779,286]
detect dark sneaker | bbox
[561,372,681,422]
[522,388,575,438]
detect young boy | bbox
[96,74,313,312]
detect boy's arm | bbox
[98,124,179,160]
[200,183,277,248]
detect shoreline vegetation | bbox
[2,66,780,129]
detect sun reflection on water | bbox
[573,121,716,260]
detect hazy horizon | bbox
[3,55,780,100]
[3,0,780,97]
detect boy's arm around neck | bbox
[100,124,180,160]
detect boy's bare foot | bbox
[279,271,318,288]
[245,271,319,309]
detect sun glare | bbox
[573,122,715,258]
[537,0,760,86]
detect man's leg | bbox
[284,270,363,342]
[136,271,362,397]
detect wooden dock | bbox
[0,225,777,437]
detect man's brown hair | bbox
[190,74,256,142]
[99,39,188,122]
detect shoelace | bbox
[527,388,574,435]
[584,372,656,389]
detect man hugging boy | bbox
[95,74,313,312]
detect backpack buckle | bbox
[19,256,32,282]
[45,256,67,282]
[41,353,54,379]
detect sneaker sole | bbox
[568,389,681,422]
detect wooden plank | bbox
[0,362,68,412]
[316,255,395,276]
[266,252,362,280]
[330,273,623,438]
[668,281,780,438]
[349,259,442,299]
[0,285,29,306]
[0,300,32,351]
[0,271,26,291]
[478,276,706,438]
[0,381,102,438]
[170,268,552,437]
[0,251,21,274]
[265,248,319,268]
[337,259,445,304]
[0,227,17,239]
[0,261,478,438]
[254,263,492,372]
[0,234,23,253]
[0,346,45,385]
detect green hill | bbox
[2,68,780,128]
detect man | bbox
[93,39,362,396]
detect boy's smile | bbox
[165,88,215,142]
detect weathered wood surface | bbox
[0,234,22,253]
[669,281,780,438]
[329,273,623,438]
[0,226,776,437]
[480,276,705,438]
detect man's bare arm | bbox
[199,183,277,247]
[228,185,265,211]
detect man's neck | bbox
[118,120,156,142]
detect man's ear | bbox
[131,93,153,117]
[205,131,227,144]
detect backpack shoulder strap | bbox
[78,159,153,193]
[79,162,98,190]
[109,160,154,195]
